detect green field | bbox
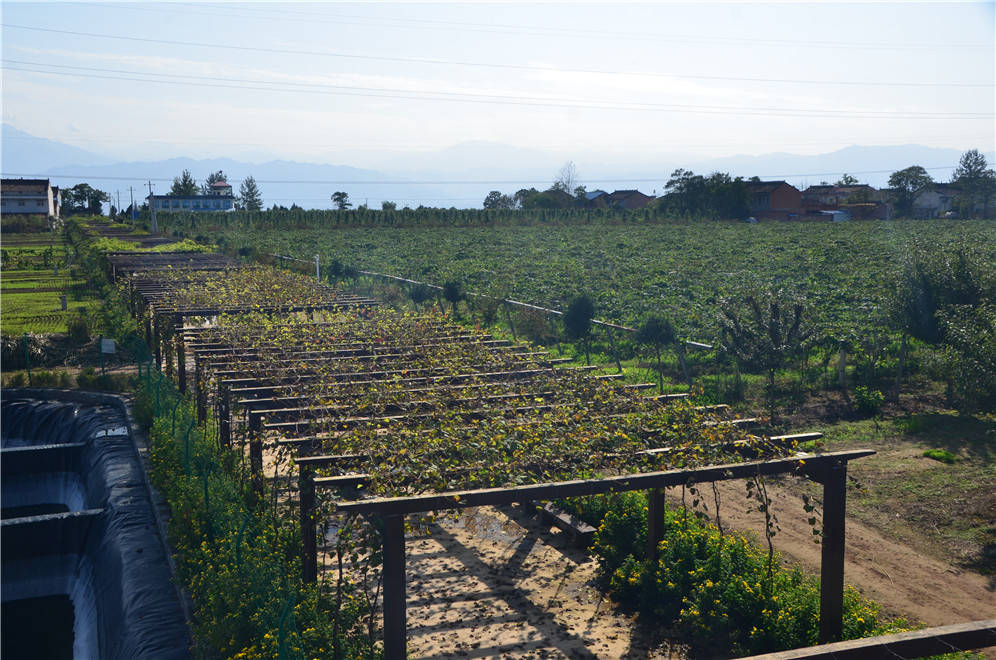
[1,229,101,335]
[1,270,101,334]
[164,217,996,341]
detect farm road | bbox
[706,479,996,656]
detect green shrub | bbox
[923,448,956,464]
[853,386,885,415]
[76,366,133,392]
[67,311,91,344]
[4,372,27,387]
[565,492,912,656]
[27,370,70,388]
[140,375,373,659]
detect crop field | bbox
[165,217,996,341]
[0,229,101,335]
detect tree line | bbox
[57,148,996,222]
[168,169,263,211]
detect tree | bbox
[331,191,351,210]
[888,166,933,217]
[513,188,539,209]
[659,169,748,219]
[408,283,434,309]
[836,173,859,186]
[563,294,595,364]
[442,280,464,317]
[381,200,397,211]
[238,176,263,211]
[636,316,677,393]
[551,161,579,194]
[60,183,108,215]
[170,169,199,196]
[201,170,228,194]
[482,190,514,209]
[718,287,815,417]
[887,244,993,399]
[952,149,989,182]
[951,149,996,218]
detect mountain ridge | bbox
[3,124,990,209]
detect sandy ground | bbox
[319,505,682,659]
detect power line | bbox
[121,3,994,51]
[0,165,961,186]
[3,133,989,152]
[4,62,991,120]
[3,23,991,89]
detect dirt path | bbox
[707,478,996,653]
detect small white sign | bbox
[101,338,116,354]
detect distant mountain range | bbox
[2,124,991,209]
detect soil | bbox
[703,479,996,628]
[318,496,995,659]
[321,506,683,660]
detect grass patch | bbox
[818,413,996,573]
[922,448,956,464]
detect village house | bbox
[605,189,654,210]
[913,183,962,219]
[801,184,878,210]
[802,184,890,219]
[0,178,61,219]
[584,190,609,208]
[147,179,236,212]
[745,180,802,220]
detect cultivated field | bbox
[163,217,996,339]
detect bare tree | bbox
[552,161,580,193]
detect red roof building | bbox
[745,180,802,220]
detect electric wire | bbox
[3,62,990,120]
[0,165,962,186]
[117,3,994,51]
[2,23,992,89]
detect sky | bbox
[1,1,994,176]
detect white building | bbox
[147,180,236,213]
[0,178,61,218]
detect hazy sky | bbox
[2,1,994,167]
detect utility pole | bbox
[128,187,136,223]
[147,181,158,233]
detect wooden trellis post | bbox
[175,314,186,394]
[382,514,407,660]
[217,383,231,448]
[647,487,668,563]
[299,454,318,583]
[815,460,848,644]
[194,354,206,423]
[248,411,263,502]
[154,313,163,370]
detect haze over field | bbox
[2,2,993,207]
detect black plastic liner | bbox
[1,390,191,659]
